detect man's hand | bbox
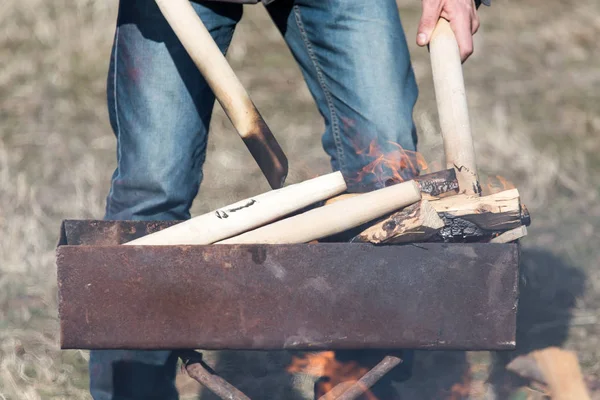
[417,0,480,62]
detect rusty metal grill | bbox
[56,220,519,351]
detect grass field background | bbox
[1,0,599,398]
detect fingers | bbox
[417,0,442,47]
[471,0,480,34]
[449,7,474,62]
[419,0,481,62]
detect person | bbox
[90,0,487,398]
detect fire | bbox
[351,139,429,190]
[481,174,516,195]
[444,370,472,400]
[286,352,377,399]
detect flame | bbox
[350,139,430,191]
[444,371,472,400]
[287,352,378,399]
[481,174,516,195]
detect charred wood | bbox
[352,188,529,244]
[430,188,529,242]
[352,200,444,244]
[178,350,250,400]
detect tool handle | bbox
[429,18,480,195]
[154,0,262,139]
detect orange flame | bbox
[481,174,516,195]
[354,140,428,186]
[347,138,433,191]
[287,352,378,399]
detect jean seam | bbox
[106,28,122,218]
[292,5,347,174]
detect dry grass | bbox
[1,0,599,399]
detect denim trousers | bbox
[92,0,419,398]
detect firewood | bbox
[352,189,528,244]
[325,168,460,206]
[217,180,421,244]
[352,200,444,244]
[124,172,347,246]
[490,226,528,243]
[379,168,460,198]
[412,168,460,198]
[506,347,591,400]
[430,188,528,241]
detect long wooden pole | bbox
[124,172,347,246]
[217,180,421,244]
[429,18,480,195]
[154,0,287,189]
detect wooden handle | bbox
[124,172,347,246]
[217,180,421,244]
[155,0,289,190]
[429,18,480,195]
[154,0,264,139]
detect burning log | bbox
[432,188,527,241]
[123,172,346,246]
[217,180,421,244]
[352,200,444,244]
[353,188,529,244]
[406,167,460,199]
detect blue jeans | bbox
[92,0,418,398]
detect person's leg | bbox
[266,0,419,193]
[90,1,242,399]
[265,0,418,396]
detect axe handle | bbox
[429,18,480,195]
[155,0,259,139]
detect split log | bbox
[124,172,347,246]
[217,180,421,244]
[408,168,460,199]
[490,226,528,243]
[352,200,444,244]
[430,188,528,242]
[379,168,460,198]
[353,189,528,244]
[506,347,591,400]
